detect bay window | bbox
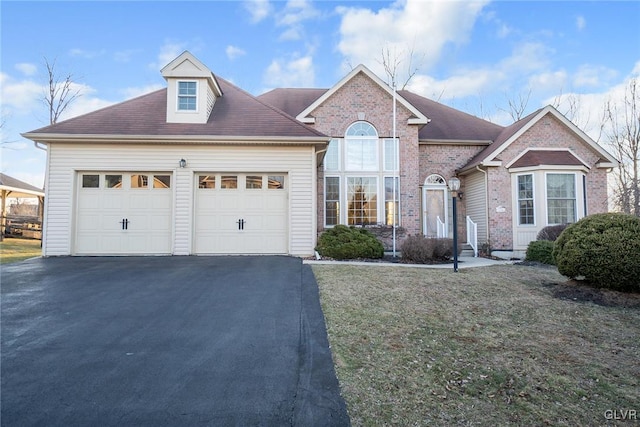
[517,174,535,225]
[546,173,576,224]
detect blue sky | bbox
[2,0,639,188]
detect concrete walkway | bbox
[304,256,515,269]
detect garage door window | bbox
[221,176,237,189]
[246,176,262,189]
[154,175,171,188]
[82,174,99,188]
[198,175,215,189]
[131,174,148,188]
[268,176,285,189]
[105,175,122,189]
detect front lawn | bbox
[0,238,42,264]
[313,264,639,426]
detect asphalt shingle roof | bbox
[26,76,326,139]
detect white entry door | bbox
[75,172,173,255]
[194,173,288,254]
[422,174,449,238]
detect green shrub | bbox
[316,225,384,260]
[553,213,640,292]
[536,224,568,241]
[525,240,555,265]
[401,235,461,264]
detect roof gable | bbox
[460,105,619,172]
[296,64,429,126]
[161,51,222,97]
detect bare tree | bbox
[43,57,82,124]
[499,89,532,121]
[379,44,423,90]
[551,90,592,131]
[601,78,640,216]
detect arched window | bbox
[345,121,377,137]
[425,174,446,185]
[345,122,378,171]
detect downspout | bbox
[476,165,490,249]
[33,141,48,252]
[315,144,329,258]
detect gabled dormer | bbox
[161,51,222,124]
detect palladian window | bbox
[323,121,399,227]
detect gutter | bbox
[34,141,47,151]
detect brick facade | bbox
[306,71,613,255]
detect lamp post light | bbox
[449,177,461,272]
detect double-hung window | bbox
[546,173,576,224]
[178,81,197,111]
[517,174,535,225]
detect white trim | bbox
[296,64,429,126]
[544,171,580,226]
[515,172,536,227]
[22,133,329,146]
[509,165,590,174]
[176,80,199,113]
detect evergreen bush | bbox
[316,225,384,260]
[553,213,640,292]
[525,240,555,265]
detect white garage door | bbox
[75,172,173,255]
[194,173,288,254]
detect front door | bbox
[422,175,448,238]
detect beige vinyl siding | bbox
[465,171,488,245]
[44,143,316,256]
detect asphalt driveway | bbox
[1,256,349,426]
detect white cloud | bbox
[0,72,42,114]
[226,45,246,61]
[244,0,272,23]
[405,42,554,102]
[543,64,640,141]
[573,64,618,88]
[276,0,321,40]
[336,0,489,76]
[576,15,586,31]
[15,63,37,76]
[264,55,314,88]
[69,48,106,59]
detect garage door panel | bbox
[75,172,173,255]
[195,173,288,254]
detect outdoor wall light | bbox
[179,158,187,168]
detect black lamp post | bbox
[449,177,461,272]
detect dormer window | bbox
[178,81,197,111]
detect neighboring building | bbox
[23,52,618,258]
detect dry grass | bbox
[313,264,640,426]
[0,238,42,264]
